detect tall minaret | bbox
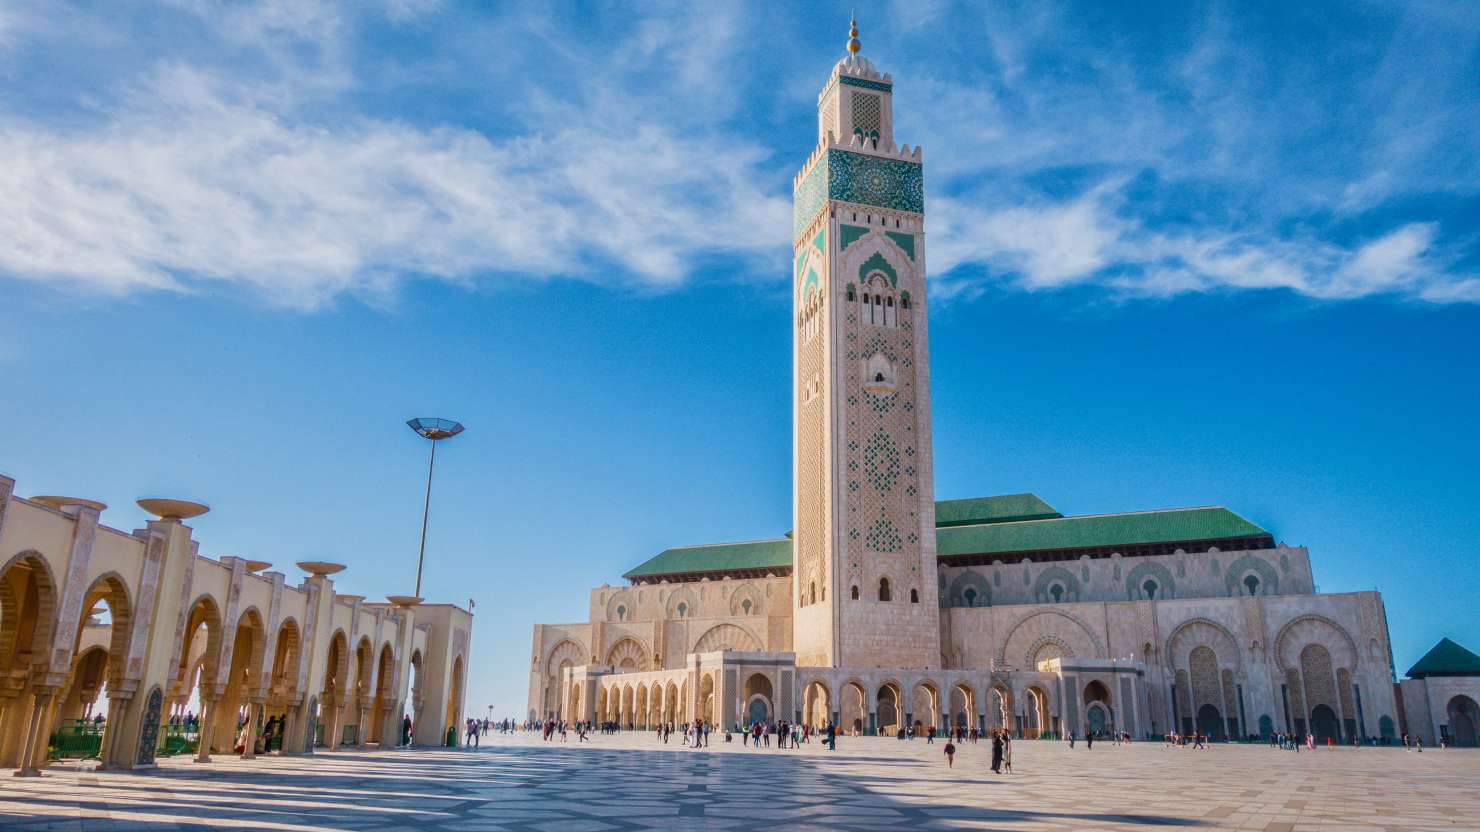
[792,20,939,669]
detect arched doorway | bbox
[1024,687,1049,739]
[1446,696,1478,746]
[1310,704,1338,743]
[350,637,374,747]
[912,682,940,735]
[1083,681,1110,737]
[444,654,464,744]
[949,683,974,731]
[264,619,301,753]
[803,680,831,728]
[369,644,394,745]
[842,681,867,734]
[1196,704,1223,739]
[0,552,59,772]
[217,609,267,758]
[876,684,900,736]
[319,631,349,749]
[50,574,132,766]
[169,596,222,761]
[744,673,773,726]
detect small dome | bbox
[834,53,879,78]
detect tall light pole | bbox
[407,418,465,598]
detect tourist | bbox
[1002,732,1013,774]
[1086,730,1093,750]
[1067,729,1075,749]
[401,714,412,746]
[943,738,956,767]
[703,720,710,747]
[990,729,1003,773]
[926,725,935,744]
[826,722,837,751]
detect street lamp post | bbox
[406,418,465,598]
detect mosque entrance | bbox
[1447,696,1478,746]
[747,698,770,726]
[1086,704,1107,737]
[1196,704,1223,740]
[1310,705,1339,744]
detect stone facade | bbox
[527,27,1408,745]
[0,477,473,774]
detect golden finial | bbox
[846,16,861,54]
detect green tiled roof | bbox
[624,498,1271,579]
[623,539,793,579]
[936,507,1268,558]
[1406,638,1480,679]
[935,493,1061,527]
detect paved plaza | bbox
[4,734,1478,831]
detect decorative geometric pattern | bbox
[792,158,828,237]
[827,149,924,214]
[136,686,162,766]
[851,91,881,136]
[840,74,893,92]
[865,509,902,552]
[865,391,897,415]
[863,429,901,493]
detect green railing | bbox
[48,719,104,760]
[157,724,199,757]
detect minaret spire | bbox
[846,15,861,54]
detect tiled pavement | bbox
[2,733,1477,830]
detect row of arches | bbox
[799,678,1056,737]
[0,549,446,770]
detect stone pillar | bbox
[357,708,370,749]
[240,702,261,759]
[97,695,130,769]
[322,698,343,751]
[13,692,54,777]
[194,697,218,763]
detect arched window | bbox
[851,585,859,600]
[1049,584,1064,603]
[910,588,919,604]
[676,602,687,619]
[963,588,977,607]
[1243,574,1260,596]
[878,578,891,602]
[1142,579,1158,600]
[616,605,626,621]
[809,582,817,605]
[846,284,856,301]
[741,599,752,615]
[874,372,885,383]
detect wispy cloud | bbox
[0,0,1475,309]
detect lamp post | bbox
[406,418,465,598]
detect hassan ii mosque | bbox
[527,22,1480,747]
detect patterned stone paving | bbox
[3,734,1477,831]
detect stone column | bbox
[356,708,370,749]
[194,697,218,763]
[97,695,131,769]
[13,692,54,777]
[240,702,261,759]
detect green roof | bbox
[1406,638,1480,679]
[623,539,793,579]
[623,498,1271,579]
[935,493,1062,527]
[936,507,1268,558]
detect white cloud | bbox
[929,180,1471,304]
[0,67,788,309]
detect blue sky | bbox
[1,0,1477,718]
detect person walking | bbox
[1002,733,1014,774]
[943,739,956,768]
[1068,730,1075,749]
[990,729,1003,773]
